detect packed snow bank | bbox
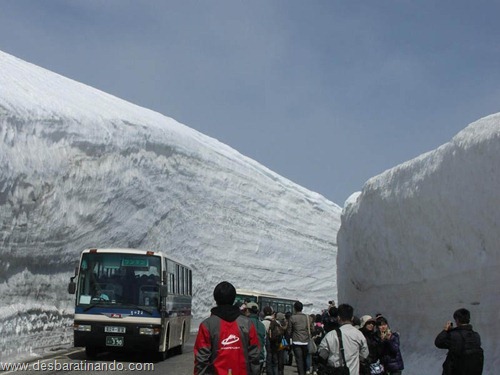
[338,113,500,374]
[0,50,341,360]
[0,270,74,359]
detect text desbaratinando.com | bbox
[0,360,155,372]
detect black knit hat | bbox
[213,281,236,306]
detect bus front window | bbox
[76,253,161,308]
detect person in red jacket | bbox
[194,281,261,375]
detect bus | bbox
[235,289,297,314]
[68,248,192,360]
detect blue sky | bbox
[1,1,499,204]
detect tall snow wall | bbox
[337,114,500,374]
[0,50,341,360]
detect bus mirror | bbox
[68,280,76,294]
[160,285,168,297]
[68,269,78,294]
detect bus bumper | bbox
[74,321,162,352]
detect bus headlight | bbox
[139,327,161,335]
[74,324,91,332]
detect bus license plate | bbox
[105,326,126,333]
[106,336,124,347]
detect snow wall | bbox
[338,114,500,374]
[0,50,341,360]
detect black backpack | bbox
[267,319,283,349]
[446,329,484,375]
[457,330,484,375]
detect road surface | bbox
[1,335,301,375]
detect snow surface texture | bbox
[0,50,341,360]
[338,115,500,374]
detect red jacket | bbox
[194,305,261,375]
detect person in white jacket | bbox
[318,304,369,375]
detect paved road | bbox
[1,336,301,375]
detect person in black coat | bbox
[377,316,404,375]
[359,315,385,375]
[322,305,339,333]
[435,308,484,375]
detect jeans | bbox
[292,344,309,375]
[266,350,279,375]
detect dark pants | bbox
[277,349,285,375]
[286,347,293,366]
[292,344,308,375]
[266,343,278,375]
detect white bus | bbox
[68,248,192,360]
[235,289,297,314]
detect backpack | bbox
[266,319,283,350]
[445,329,484,375]
[456,330,484,375]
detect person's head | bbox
[294,301,303,312]
[352,315,361,328]
[337,303,354,323]
[360,315,377,331]
[239,303,248,315]
[453,308,471,325]
[328,306,338,318]
[247,302,259,315]
[213,281,236,306]
[376,316,389,332]
[263,306,274,316]
[276,312,285,322]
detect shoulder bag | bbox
[317,327,350,375]
[306,315,318,354]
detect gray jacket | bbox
[287,312,312,344]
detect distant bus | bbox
[68,248,192,360]
[235,289,297,314]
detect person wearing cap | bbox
[275,312,288,375]
[194,281,261,375]
[359,315,384,375]
[246,302,266,371]
[262,306,280,375]
[284,312,294,366]
[376,315,404,375]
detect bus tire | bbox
[156,350,168,361]
[85,346,99,358]
[174,322,186,355]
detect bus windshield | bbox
[76,252,161,309]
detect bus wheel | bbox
[156,350,168,361]
[174,323,185,355]
[174,344,183,355]
[85,346,99,358]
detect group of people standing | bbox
[301,303,403,375]
[193,281,483,375]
